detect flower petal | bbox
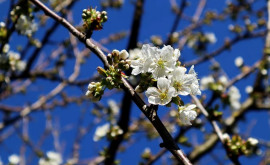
[157,77,170,92]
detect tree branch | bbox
[29,0,192,164]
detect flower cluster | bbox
[129,44,201,125]
[224,135,259,157]
[15,15,38,37]
[0,44,26,72]
[85,82,104,102]
[10,6,37,37]
[86,44,201,125]
[93,123,123,141]
[86,49,130,101]
[228,86,241,111]
[200,75,228,92]
[130,44,200,102]
[82,8,108,31]
[39,151,62,165]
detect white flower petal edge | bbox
[93,123,110,141]
[188,65,201,95]
[148,45,176,79]
[169,66,193,96]
[179,104,197,125]
[145,77,175,105]
[130,44,157,75]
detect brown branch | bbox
[29,0,192,164]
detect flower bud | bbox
[119,50,129,60]
[88,82,96,91]
[107,53,113,65]
[85,90,93,97]
[112,49,120,56]
[124,64,130,70]
[97,66,107,77]
[82,13,87,19]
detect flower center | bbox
[159,92,167,101]
[174,81,182,91]
[157,59,165,68]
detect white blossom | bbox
[222,133,230,141]
[129,48,141,60]
[145,77,175,105]
[3,44,10,53]
[219,75,228,86]
[16,61,26,71]
[200,75,214,90]
[15,15,37,36]
[261,69,267,75]
[148,45,177,79]
[228,86,241,111]
[0,158,2,165]
[8,154,20,165]
[119,50,129,60]
[39,151,62,165]
[110,125,123,137]
[234,56,244,67]
[0,22,5,27]
[169,66,194,96]
[245,86,253,94]
[93,123,110,141]
[108,99,119,115]
[7,51,21,71]
[247,137,259,146]
[187,37,198,48]
[130,44,156,75]
[205,32,217,44]
[178,104,197,125]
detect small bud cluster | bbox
[82,8,108,31]
[85,82,104,102]
[224,135,259,157]
[107,49,130,71]
[86,49,130,101]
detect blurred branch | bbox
[185,30,267,67]
[166,0,187,45]
[188,97,254,162]
[191,95,241,165]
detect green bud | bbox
[82,13,87,19]
[97,66,107,77]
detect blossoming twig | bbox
[29,0,192,164]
